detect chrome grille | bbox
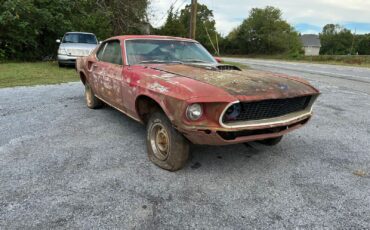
[66,49,90,56]
[223,96,312,123]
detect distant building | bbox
[300,34,321,56]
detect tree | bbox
[226,6,302,55]
[179,3,220,53]
[357,34,370,55]
[0,0,151,61]
[319,24,354,55]
[154,7,186,37]
[0,0,76,60]
[155,3,220,54]
[70,1,113,40]
[95,0,150,35]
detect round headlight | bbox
[58,48,67,55]
[186,103,203,121]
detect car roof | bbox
[107,35,197,43]
[65,32,96,35]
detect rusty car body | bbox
[76,35,320,171]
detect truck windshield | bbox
[62,33,97,44]
[126,39,216,65]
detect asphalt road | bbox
[1,60,370,229]
[225,58,370,94]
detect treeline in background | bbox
[1,0,370,61]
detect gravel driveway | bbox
[1,62,370,229]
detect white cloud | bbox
[149,0,370,35]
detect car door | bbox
[86,42,107,98]
[96,40,125,108]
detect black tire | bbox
[258,136,283,146]
[84,83,102,109]
[146,112,189,171]
[58,62,65,68]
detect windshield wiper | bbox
[139,60,183,64]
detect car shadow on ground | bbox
[58,64,76,69]
[187,143,272,170]
[99,103,274,172]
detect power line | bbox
[157,0,182,22]
[158,0,189,25]
[174,0,189,13]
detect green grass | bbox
[0,61,249,89]
[225,54,370,68]
[0,62,79,88]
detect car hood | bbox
[59,43,97,50]
[152,64,318,100]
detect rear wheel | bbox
[258,136,283,146]
[58,62,65,68]
[84,83,102,109]
[146,112,189,171]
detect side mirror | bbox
[214,57,223,63]
[56,39,61,43]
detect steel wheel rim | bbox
[150,123,170,161]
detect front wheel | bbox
[84,83,102,109]
[146,112,189,171]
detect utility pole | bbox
[350,28,356,55]
[189,0,197,39]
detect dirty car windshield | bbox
[62,33,97,44]
[126,39,216,65]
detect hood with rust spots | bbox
[152,64,318,99]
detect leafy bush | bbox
[0,49,5,62]
[0,0,150,61]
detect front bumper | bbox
[57,54,78,65]
[179,112,312,145]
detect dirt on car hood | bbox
[152,64,318,99]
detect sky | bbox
[149,0,370,36]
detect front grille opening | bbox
[217,118,309,140]
[223,96,311,123]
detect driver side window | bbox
[96,41,123,65]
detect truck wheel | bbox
[258,136,283,146]
[84,83,102,109]
[146,112,189,171]
[58,62,65,68]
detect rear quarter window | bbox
[96,43,107,60]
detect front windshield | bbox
[62,33,97,44]
[126,39,217,65]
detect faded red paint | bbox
[76,35,320,145]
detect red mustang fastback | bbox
[76,35,319,171]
